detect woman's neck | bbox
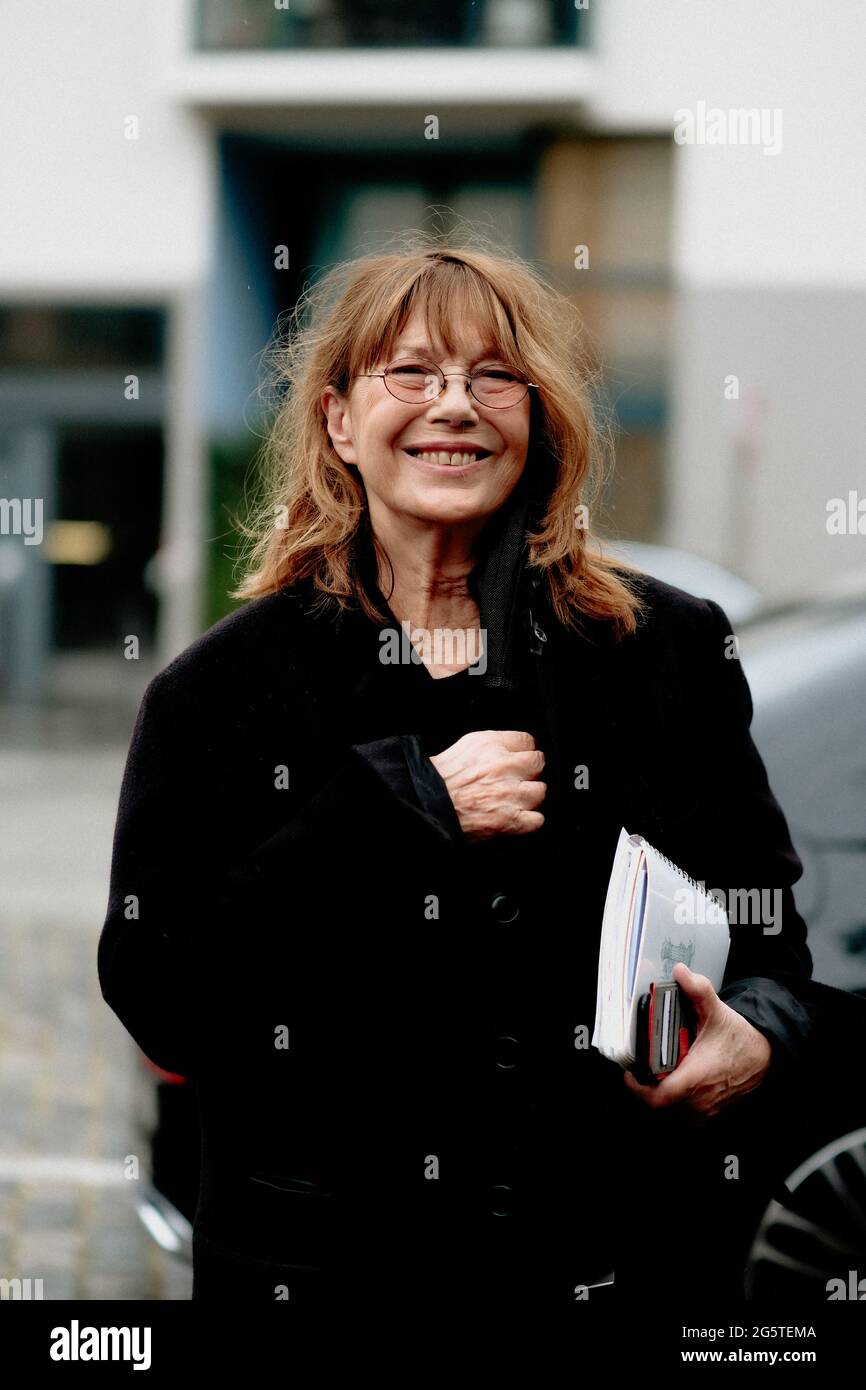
[371,512,484,634]
[380,568,480,634]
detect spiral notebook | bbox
[592,827,731,1068]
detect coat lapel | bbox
[533,600,670,855]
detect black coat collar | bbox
[288,532,667,849]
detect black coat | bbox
[99,556,836,1310]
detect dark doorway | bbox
[53,424,163,652]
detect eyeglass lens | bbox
[383,359,528,407]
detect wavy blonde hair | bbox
[231,230,648,639]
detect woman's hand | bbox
[429,730,546,843]
[623,963,773,1121]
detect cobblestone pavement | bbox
[0,697,192,1300]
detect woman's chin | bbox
[401,496,496,527]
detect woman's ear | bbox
[322,386,358,466]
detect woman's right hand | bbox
[428,730,547,843]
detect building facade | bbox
[1,0,863,696]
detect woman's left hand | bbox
[623,962,773,1121]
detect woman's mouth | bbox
[401,447,492,472]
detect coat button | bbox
[495,1036,519,1069]
[490,892,519,923]
[491,1184,514,1215]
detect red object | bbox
[141,1052,188,1084]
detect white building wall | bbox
[593,0,866,286]
[0,0,214,665]
[0,0,212,296]
[592,0,866,597]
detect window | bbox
[195,0,583,51]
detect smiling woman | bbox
[232,236,643,642]
[99,231,818,1313]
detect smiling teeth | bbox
[413,451,480,466]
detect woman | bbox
[98,240,816,1311]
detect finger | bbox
[622,1069,667,1106]
[510,749,545,779]
[645,1063,694,1107]
[623,1069,648,1096]
[623,1060,693,1109]
[624,1072,709,1129]
[517,780,547,809]
[509,809,544,836]
[495,730,536,752]
[672,963,719,1028]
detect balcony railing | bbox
[196,0,584,50]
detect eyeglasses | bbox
[357,358,537,410]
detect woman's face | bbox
[322,308,531,535]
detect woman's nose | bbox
[427,375,480,424]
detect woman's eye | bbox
[477,369,520,383]
[390,362,430,376]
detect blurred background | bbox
[0,0,864,1300]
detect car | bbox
[607,539,763,623]
[735,578,866,1301]
[738,579,866,997]
[131,1054,197,1265]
